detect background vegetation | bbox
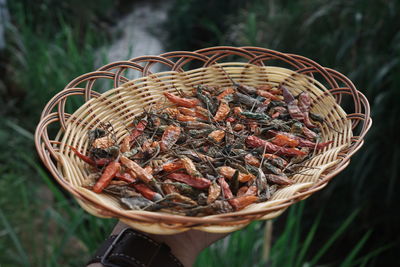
[1,0,398,266]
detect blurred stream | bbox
[99,0,171,74]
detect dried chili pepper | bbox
[93,161,121,193]
[180,156,202,177]
[196,86,217,114]
[268,130,332,149]
[115,171,136,183]
[133,183,162,201]
[287,100,305,121]
[217,87,235,101]
[164,107,180,118]
[167,193,198,206]
[207,181,221,204]
[160,125,181,151]
[246,135,306,156]
[120,136,131,153]
[245,185,258,196]
[92,136,114,149]
[263,154,288,168]
[233,123,245,131]
[257,90,283,101]
[235,92,262,107]
[195,106,210,120]
[120,156,153,183]
[298,92,316,128]
[167,173,211,189]
[128,119,147,147]
[176,114,197,122]
[161,179,178,195]
[272,134,300,147]
[302,126,318,140]
[226,117,236,123]
[208,130,225,143]
[237,186,249,197]
[230,195,258,210]
[258,84,273,91]
[213,100,230,121]
[235,83,257,95]
[244,153,261,167]
[266,174,294,185]
[162,160,184,172]
[177,107,196,116]
[69,145,111,167]
[218,177,234,199]
[217,166,255,182]
[282,86,295,103]
[164,92,201,108]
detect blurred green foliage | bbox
[0,0,119,265]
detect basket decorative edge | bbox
[35,46,372,234]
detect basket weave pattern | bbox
[35,46,371,234]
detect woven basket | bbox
[35,46,371,234]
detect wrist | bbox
[87,222,185,267]
[115,222,199,267]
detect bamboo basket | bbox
[35,46,371,234]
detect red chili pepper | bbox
[162,160,184,172]
[268,130,333,149]
[257,84,273,91]
[218,178,257,210]
[120,156,153,184]
[288,100,305,121]
[176,114,197,122]
[115,172,137,183]
[298,92,316,128]
[216,87,235,101]
[226,117,236,123]
[164,92,201,108]
[69,145,110,167]
[160,125,181,152]
[129,120,147,145]
[120,136,131,153]
[266,174,294,185]
[302,126,318,140]
[245,136,306,156]
[162,179,178,195]
[245,185,258,196]
[230,195,258,210]
[256,90,283,101]
[271,112,280,119]
[244,154,261,167]
[218,177,233,199]
[263,153,289,167]
[177,107,197,116]
[213,101,230,122]
[93,161,121,193]
[237,186,249,197]
[168,173,211,189]
[272,134,300,147]
[194,106,210,120]
[132,183,161,201]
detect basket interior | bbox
[53,63,352,223]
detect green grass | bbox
[195,203,390,267]
[0,1,115,265]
